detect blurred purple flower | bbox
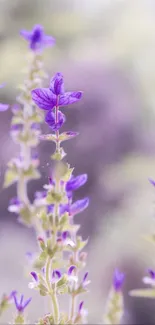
[8,197,23,213]
[70,198,89,216]
[149,178,155,187]
[113,269,125,292]
[31,73,82,110]
[20,24,55,52]
[45,110,66,131]
[12,292,31,313]
[68,265,76,276]
[0,84,9,111]
[66,174,87,192]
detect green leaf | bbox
[23,166,41,180]
[59,131,79,142]
[39,251,47,262]
[57,285,68,295]
[129,289,155,298]
[51,148,66,161]
[39,133,56,142]
[3,169,18,188]
[76,236,88,251]
[57,274,68,288]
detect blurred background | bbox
[1,0,155,323]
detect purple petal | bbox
[66,174,88,192]
[59,204,69,215]
[83,272,89,283]
[47,204,54,214]
[43,35,55,47]
[20,29,32,41]
[78,301,84,313]
[70,198,89,216]
[12,292,18,310]
[113,269,125,291]
[45,110,66,131]
[0,103,9,111]
[31,88,56,110]
[9,197,21,206]
[30,271,38,282]
[50,73,64,95]
[52,270,61,279]
[68,265,76,276]
[58,92,82,106]
[149,178,155,187]
[61,231,69,241]
[148,269,155,279]
[59,91,82,106]
[35,191,47,199]
[22,297,32,310]
[20,295,24,306]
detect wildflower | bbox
[12,292,31,313]
[31,72,82,110]
[51,270,62,283]
[29,271,38,289]
[8,197,23,213]
[34,191,47,206]
[20,24,55,52]
[143,269,155,286]
[0,84,9,111]
[113,269,125,292]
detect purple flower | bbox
[29,271,38,289]
[70,198,89,216]
[52,270,61,281]
[31,73,82,110]
[68,265,76,276]
[20,24,55,52]
[66,174,87,192]
[148,269,155,279]
[0,84,9,111]
[8,197,23,213]
[45,110,66,131]
[113,269,125,292]
[12,292,31,313]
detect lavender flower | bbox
[8,197,23,213]
[31,72,82,110]
[143,269,155,286]
[12,292,31,313]
[20,24,55,52]
[0,84,9,111]
[113,269,125,292]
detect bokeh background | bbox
[1,0,155,323]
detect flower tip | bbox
[149,178,155,187]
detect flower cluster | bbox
[0,24,126,325]
[4,25,55,229]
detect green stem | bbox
[45,257,59,324]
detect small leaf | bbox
[57,274,68,288]
[3,169,18,188]
[59,131,79,142]
[51,147,66,161]
[129,289,155,298]
[39,133,56,142]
